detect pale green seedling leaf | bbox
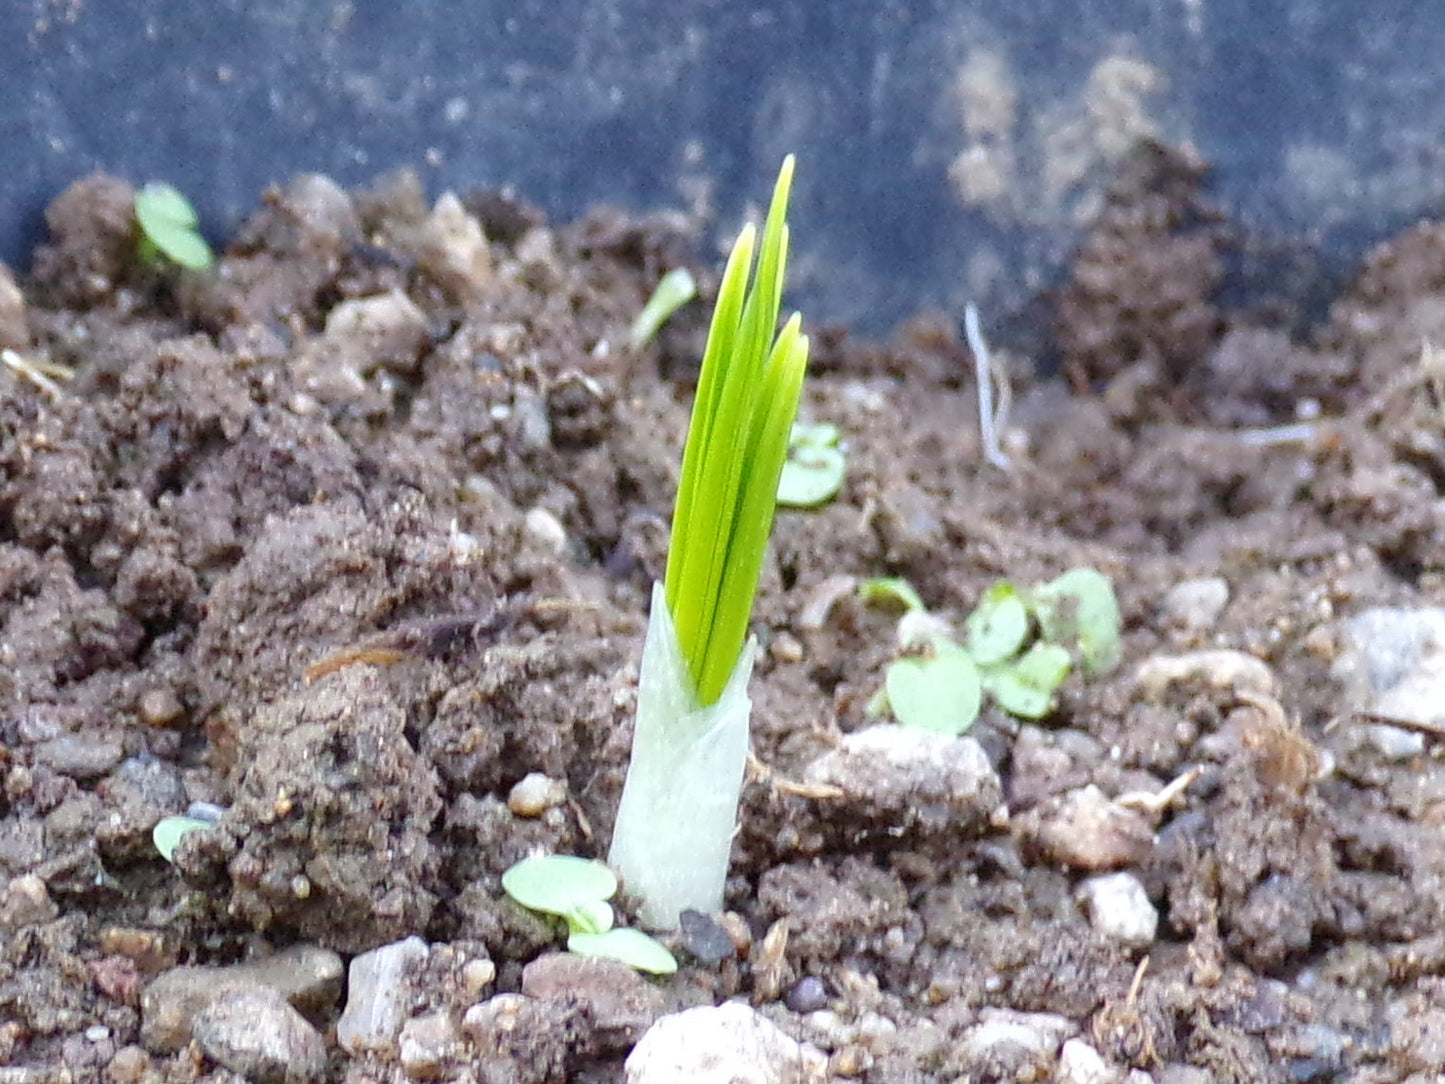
[152,815,215,863]
[565,898,615,936]
[885,639,982,735]
[630,268,698,350]
[858,576,926,614]
[666,155,809,705]
[777,423,845,508]
[135,183,215,270]
[1030,568,1122,675]
[567,927,679,975]
[984,642,1072,719]
[501,855,618,919]
[964,582,1029,666]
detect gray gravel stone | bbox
[1077,871,1158,949]
[521,953,665,1049]
[1336,608,1445,732]
[139,944,343,1054]
[802,725,1003,836]
[191,985,325,1084]
[337,935,430,1054]
[1158,577,1229,632]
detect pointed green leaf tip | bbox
[665,156,810,705]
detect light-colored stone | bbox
[0,874,58,928]
[522,509,568,556]
[626,1002,827,1084]
[337,935,430,1054]
[398,1011,460,1081]
[139,945,343,1054]
[1336,609,1445,733]
[191,985,324,1084]
[960,1008,1073,1062]
[1058,1038,1118,1084]
[1135,649,1276,700]
[1159,577,1229,632]
[803,726,1002,836]
[1078,871,1158,949]
[1019,785,1154,870]
[415,191,492,301]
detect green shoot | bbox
[777,422,846,508]
[501,855,678,974]
[152,814,216,863]
[1029,568,1123,675]
[883,638,981,734]
[134,182,214,271]
[630,268,698,350]
[665,156,809,706]
[868,569,1122,733]
[858,576,927,615]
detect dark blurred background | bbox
[4,0,1441,333]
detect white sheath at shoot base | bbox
[608,156,809,931]
[609,584,755,929]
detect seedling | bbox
[630,268,698,349]
[864,569,1121,733]
[777,422,846,508]
[134,182,214,271]
[501,855,678,974]
[609,157,809,929]
[858,576,927,615]
[152,804,224,863]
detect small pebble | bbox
[523,508,567,555]
[802,726,1002,837]
[105,1045,150,1084]
[337,936,430,1053]
[1134,649,1276,700]
[960,1008,1073,1062]
[785,975,829,1014]
[1078,871,1158,949]
[678,910,737,964]
[462,993,528,1044]
[398,1011,460,1080]
[521,953,665,1042]
[191,985,325,1084]
[1021,785,1154,871]
[507,772,566,817]
[460,957,496,1000]
[1058,1038,1116,1084]
[626,1002,827,1084]
[0,873,58,928]
[1159,578,1229,633]
[1364,723,1425,761]
[138,688,186,728]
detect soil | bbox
[4,144,1445,1084]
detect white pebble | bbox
[337,936,429,1053]
[507,772,566,817]
[626,1002,827,1084]
[1078,871,1157,950]
[1058,1038,1117,1084]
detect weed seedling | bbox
[630,268,698,350]
[501,855,678,974]
[134,182,214,271]
[777,422,846,508]
[864,568,1121,733]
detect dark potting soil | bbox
[4,145,1445,1083]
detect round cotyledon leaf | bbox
[501,855,618,919]
[152,814,216,863]
[964,582,1029,666]
[885,640,982,735]
[984,641,1072,719]
[567,927,679,975]
[134,182,215,270]
[777,423,845,508]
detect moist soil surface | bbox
[5,147,1445,1084]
